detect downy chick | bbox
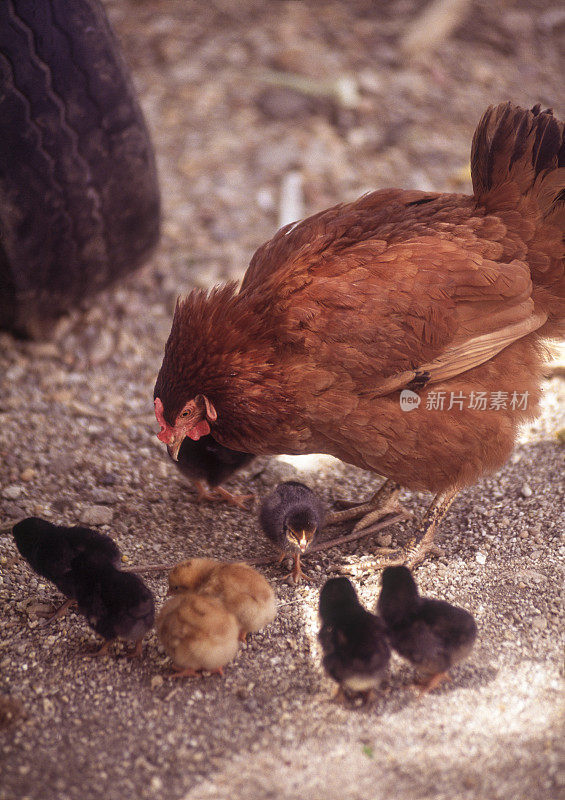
[173,435,255,510]
[259,481,325,583]
[168,558,276,640]
[12,517,121,619]
[318,577,390,703]
[377,566,477,692]
[156,591,239,678]
[71,558,155,658]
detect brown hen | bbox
[154,102,565,566]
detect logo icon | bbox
[400,389,421,412]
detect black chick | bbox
[71,558,155,658]
[259,481,325,583]
[173,437,255,509]
[377,566,477,693]
[318,577,390,703]
[12,517,121,619]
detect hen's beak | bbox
[167,439,184,462]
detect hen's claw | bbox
[325,480,405,528]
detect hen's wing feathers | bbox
[242,195,544,392]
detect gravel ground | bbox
[1,2,564,799]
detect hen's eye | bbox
[180,411,189,418]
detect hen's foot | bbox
[193,480,254,510]
[360,487,458,570]
[314,514,407,556]
[326,480,409,531]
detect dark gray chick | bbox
[71,558,155,658]
[173,436,254,509]
[318,577,390,703]
[377,566,477,692]
[12,517,121,620]
[259,481,325,583]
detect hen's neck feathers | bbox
[155,284,296,451]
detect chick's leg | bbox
[84,639,114,658]
[325,480,407,531]
[193,480,254,510]
[38,598,77,626]
[277,551,311,584]
[415,671,452,694]
[126,639,144,659]
[169,667,199,679]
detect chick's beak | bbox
[299,532,310,553]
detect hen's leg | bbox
[404,487,458,568]
[367,486,459,570]
[193,480,254,510]
[325,480,407,531]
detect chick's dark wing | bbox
[420,599,478,650]
[66,527,122,566]
[346,614,390,672]
[389,617,448,672]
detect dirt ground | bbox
[1,1,564,799]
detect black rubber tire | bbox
[0,0,160,337]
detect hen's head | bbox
[154,283,291,457]
[154,395,216,461]
[153,288,237,460]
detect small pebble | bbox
[521,484,533,498]
[531,616,547,631]
[2,485,25,500]
[20,469,36,482]
[151,676,164,690]
[90,489,117,505]
[80,505,113,526]
[475,552,487,565]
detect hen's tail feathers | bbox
[471,102,565,339]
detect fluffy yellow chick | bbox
[168,559,277,640]
[156,592,239,678]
